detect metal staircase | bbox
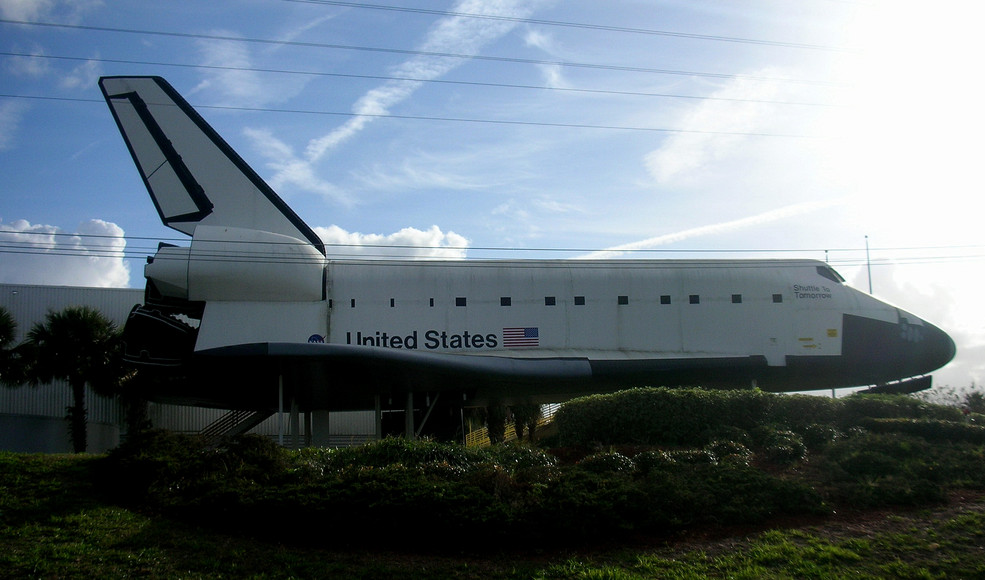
[199,409,273,445]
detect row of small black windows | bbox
[332,294,785,308]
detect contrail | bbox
[260,0,544,200]
[580,198,847,259]
[304,0,542,162]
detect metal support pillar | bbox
[374,395,383,441]
[289,397,300,448]
[405,391,415,439]
[310,410,332,447]
[277,374,284,447]
[304,412,312,447]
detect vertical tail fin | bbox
[99,76,324,254]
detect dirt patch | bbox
[609,489,985,559]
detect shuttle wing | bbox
[200,343,592,378]
[174,333,941,409]
[99,76,324,253]
[146,340,764,409]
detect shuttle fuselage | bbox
[100,75,955,412]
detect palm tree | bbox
[21,306,122,453]
[0,305,21,387]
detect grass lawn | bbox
[2,452,985,579]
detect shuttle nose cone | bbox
[923,319,956,371]
[899,313,956,378]
[841,310,954,387]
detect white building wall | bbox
[0,283,374,452]
[0,284,139,452]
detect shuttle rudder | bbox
[99,76,325,255]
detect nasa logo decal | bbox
[307,334,325,343]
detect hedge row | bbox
[861,418,985,444]
[99,384,985,548]
[100,431,825,546]
[553,387,964,446]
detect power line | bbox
[0,52,841,109]
[0,19,848,87]
[282,0,855,52]
[0,231,985,263]
[5,229,984,254]
[0,92,829,138]
[2,244,982,270]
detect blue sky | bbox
[2,0,983,390]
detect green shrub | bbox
[801,423,841,449]
[759,429,807,464]
[319,436,479,470]
[578,452,636,474]
[104,431,302,511]
[295,437,557,480]
[815,432,954,507]
[862,418,985,444]
[704,425,753,448]
[633,450,676,474]
[837,449,899,478]
[212,433,289,483]
[706,440,754,465]
[692,463,827,523]
[94,416,985,549]
[101,429,209,501]
[770,394,840,429]
[629,463,826,528]
[555,389,965,449]
[667,449,717,465]
[555,387,774,447]
[839,394,963,427]
[486,443,559,471]
[537,469,646,536]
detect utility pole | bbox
[865,235,873,294]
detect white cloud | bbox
[59,57,102,90]
[537,63,567,89]
[1,1,102,88]
[488,196,583,243]
[493,196,581,223]
[356,159,482,192]
[0,219,130,287]
[523,29,567,88]
[853,262,985,391]
[0,0,56,20]
[353,146,523,193]
[523,28,553,51]
[0,100,28,151]
[314,224,468,259]
[492,200,530,222]
[0,0,101,23]
[643,70,787,185]
[243,127,352,205]
[4,47,50,78]
[534,198,581,214]
[191,34,269,108]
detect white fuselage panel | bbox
[322,259,868,365]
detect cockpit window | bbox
[816,265,845,284]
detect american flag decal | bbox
[503,327,539,348]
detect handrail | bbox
[465,403,561,447]
[200,409,272,443]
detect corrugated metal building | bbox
[0,283,374,453]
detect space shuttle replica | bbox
[99,76,955,434]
